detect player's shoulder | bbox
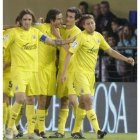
[94,31,103,37]
[60,25,66,32]
[31,26,43,33]
[3,27,18,36]
[74,25,81,31]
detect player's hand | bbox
[127,57,135,66]
[67,36,76,44]
[61,72,66,83]
[51,25,61,39]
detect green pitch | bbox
[3,132,137,140]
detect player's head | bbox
[45,8,63,28]
[18,9,36,30]
[66,7,81,27]
[79,14,96,34]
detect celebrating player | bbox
[61,14,134,139]
[3,9,75,139]
[49,7,83,138]
[34,8,63,138]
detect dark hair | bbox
[66,7,81,20]
[112,18,120,25]
[18,9,36,26]
[78,14,94,26]
[79,1,89,11]
[100,1,110,8]
[15,15,20,24]
[45,8,61,23]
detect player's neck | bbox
[85,30,94,35]
[21,26,30,31]
[66,24,75,29]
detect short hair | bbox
[112,18,120,25]
[100,1,110,8]
[45,8,61,23]
[79,1,89,11]
[79,14,94,26]
[18,9,36,26]
[66,7,81,20]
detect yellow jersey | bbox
[59,25,81,70]
[3,27,44,72]
[3,29,11,75]
[69,30,110,73]
[35,23,57,70]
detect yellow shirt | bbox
[3,30,11,74]
[59,25,81,70]
[35,23,57,70]
[3,27,43,72]
[69,30,110,73]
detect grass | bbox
[3,132,137,140]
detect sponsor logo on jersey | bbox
[87,47,99,53]
[22,43,37,50]
[32,34,36,39]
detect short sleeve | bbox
[3,29,14,49]
[99,33,110,51]
[69,33,82,54]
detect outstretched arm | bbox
[40,35,75,46]
[105,48,135,66]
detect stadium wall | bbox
[18,82,137,133]
[3,0,137,25]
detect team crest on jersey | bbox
[32,34,36,39]
[96,39,100,44]
[72,41,78,48]
[3,34,9,41]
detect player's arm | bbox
[105,48,135,66]
[3,61,11,70]
[61,51,73,83]
[61,35,82,83]
[40,35,75,46]
[99,33,135,66]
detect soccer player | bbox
[34,8,63,138]
[49,7,83,138]
[3,31,15,136]
[3,9,75,139]
[62,14,134,139]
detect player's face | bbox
[53,13,63,28]
[83,18,96,34]
[66,12,76,26]
[21,14,32,30]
